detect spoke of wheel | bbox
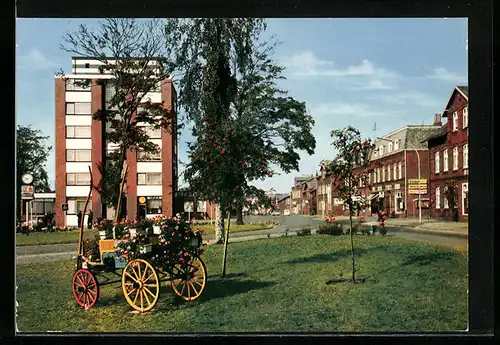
[143,288,151,307]
[143,286,156,299]
[131,265,140,282]
[125,271,138,283]
[124,282,134,286]
[143,272,155,282]
[192,279,204,288]
[132,289,139,306]
[189,281,198,297]
[186,281,191,299]
[141,265,148,281]
[87,292,94,303]
[87,282,96,289]
[76,274,85,286]
[180,281,186,296]
[77,291,84,302]
[74,281,85,288]
[143,283,158,287]
[126,288,137,297]
[140,290,144,311]
[137,263,142,283]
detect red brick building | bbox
[316,165,345,217]
[277,195,291,216]
[426,86,468,221]
[367,123,442,218]
[54,57,177,228]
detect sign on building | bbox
[21,185,34,200]
[184,201,194,212]
[408,179,428,195]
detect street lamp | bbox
[377,136,422,224]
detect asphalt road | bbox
[16,215,467,265]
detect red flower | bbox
[268,173,273,177]
[235,185,240,189]
[231,130,236,135]
[210,160,214,164]
[220,150,225,155]
[242,162,247,167]
[210,136,214,140]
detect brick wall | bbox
[54,79,66,228]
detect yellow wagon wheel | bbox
[122,259,159,312]
[171,256,207,301]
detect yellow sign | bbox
[408,190,427,195]
[138,196,146,204]
[408,184,427,189]
[408,179,427,184]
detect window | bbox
[66,126,92,138]
[388,142,393,153]
[66,149,91,162]
[387,165,391,181]
[137,150,161,161]
[373,171,376,184]
[146,198,162,214]
[137,173,162,185]
[463,144,468,168]
[382,165,385,182]
[66,79,90,91]
[373,151,378,158]
[326,185,332,204]
[398,162,402,179]
[452,111,458,132]
[393,163,397,180]
[453,146,459,170]
[67,198,90,214]
[394,140,399,151]
[443,149,449,172]
[434,151,440,173]
[142,126,162,139]
[443,186,449,209]
[462,183,468,215]
[66,102,91,115]
[379,146,384,156]
[463,107,468,128]
[435,187,441,209]
[67,173,91,186]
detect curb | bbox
[361,222,467,238]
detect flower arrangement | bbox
[324,216,336,223]
[115,231,151,261]
[377,210,387,228]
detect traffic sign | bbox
[21,185,34,200]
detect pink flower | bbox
[171,232,175,236]
[268,173,273,177]
[207,240,211,245]
[184,252,189,256]
[241,161,247,167]
[210,160,214,164]
[231,130,236,135]
[235,185,240,189]
[220,150,225,155]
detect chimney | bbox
[433,113,442,126]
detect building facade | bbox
[54,57,178,227]
[368,124,442,218]
[426,86,468,221]
[277,195,291,216]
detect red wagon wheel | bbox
[72,269,99,310]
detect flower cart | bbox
[71,167,207,313]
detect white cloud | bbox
[281,51,398,80]
[426,68,467,83]
[17,48,60,71]
[310,102,401,118]
[365,91,441,109]
[350,79,395,90]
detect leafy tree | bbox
[16,125,52,220]
[326,126,374,283]
[445,184,459,221]
[165,18,315,276]
[59,18,174,217]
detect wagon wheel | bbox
[171,256,207,302]
[122,259,159,312]
[72,269,99,310]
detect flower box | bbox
[139,244,152,254]
[129,228,137,238]
[153,225,162,235]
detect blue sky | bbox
[16,18,467,193]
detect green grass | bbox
[16,230,99,246]
[16,236,468,333]
[16,223,274,246]
[192,222,274,235]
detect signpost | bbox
[21,185,34,200]
[408,179,427,195]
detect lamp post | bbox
[377,136,422,224]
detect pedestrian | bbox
[77,210,83,229]
[88,210,93,229]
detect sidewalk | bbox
[364,218,468,238]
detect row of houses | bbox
[277,85,469,222]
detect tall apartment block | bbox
[54,57,178,228]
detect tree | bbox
[59,18,174,217]
[16,125,52,220]
[165,18,316,275]
[327,126,374,283]
[445,183,459,221]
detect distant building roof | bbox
[442,85,469,118]
[457,85,468,97]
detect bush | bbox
[359,227,370,235]
[297,228,311,236]
[317,223,343,236]
[378,226,387,236]
[349,226,358,235]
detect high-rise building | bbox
[54,57,178,227]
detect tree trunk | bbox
[214,203,225,244]
[349,205,356,283]
[221,209,231,278]
[236,205,244,225]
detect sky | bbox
[16,18,468,194]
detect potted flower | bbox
[153,215,166,235]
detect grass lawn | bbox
[15,223,274,246]
[16,230,99,246]
[16,235,467,333]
